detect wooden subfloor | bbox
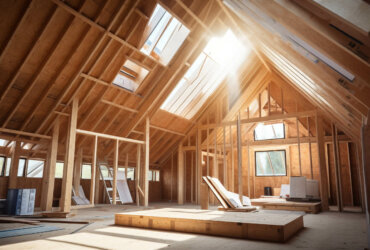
[0,203,367,250]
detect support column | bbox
[41,118,59,211]
[73,148,83,196]
[178,143,184,204]
[90,136,97,205]
[8,141,21,189]
[60,97,78,213]
[315,114,329,211]
[143,116,150,207]
[112,140,118,204]
[136,144,141,206]
[196,128,202,204]
[361,113,370,249]
[332,124,343,211]
[237,114,242,202]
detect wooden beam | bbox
[178,143,184,204]
[101,99,139,113]
[0,128,51,140]
[73,148,83,196]
[237,114,242,202]
[76,129,144,145]
[112,140,118,204]
[296,117,302,176]
[332,124,343,211]
[60,97,78,213]
[144,117,150,207]
[150,125,186,137]
[41,117,59,211]
[90,136,97,205]
[8,141,21,189]
[361,112,370,249]
[196,128,202,204]
[315,114,329,211]
[136,144,141,206]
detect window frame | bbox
[0,155,5,176]
[253,123,286,141]
[254,149,287,177]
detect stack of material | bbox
[72,186,90,205]
[6,189,36,215]
[202,176,256,212]
[116,171,133,204]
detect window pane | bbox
[81,164,91,179]
[254,123,285,141]
[255,150,286,176]
[27,160,44,178]
[0,156,5,176]
[17,158,26,177]
[100,165,109,179]
[5,158,11,176]
[148,170,153,181]
[127,167,135,180]
[156,171,160,181]
[55,162,64,178]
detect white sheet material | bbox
[306,179,320,199]
[117,170,133,204]
[280,184,290,198]
[72,185,90,205]
[290,176,307,198]
[209,177,251,207]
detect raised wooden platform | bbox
[115,208,304,242]
[251,198,321,214]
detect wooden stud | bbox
[73,148,83,196]
[144,117,150,207]
[315,114,329,211]
[332,123,343,211]
[60,97,78,213]
[41,117,59,211]
[112,140,118,204]
[237,114,242,202]
[307,117,314,179]
[296,117,302,176]
[8,141,21,189]
[90,136,97,205]
[178,143,184,204]
[136,144,141,206]
[230,125,234,192]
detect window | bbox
[161,29,251,119]
[55,162,64,178]
[5,158,11,176]
[100,165,109,179]
[149,170,160,182]
[81,164,91,179]
[126,167,135,180]
[26,160,44,178]
[17,158,26,177]
[0,139,7,147]
[254,123,285,141]
[112,60,149,92]
[255,150,287,176]
[0,156,5,176]
[141,4,190,65]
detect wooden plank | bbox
[8,141,21,189]
[200,183,209,209]
[178,143,184,204]
[41,118,59,211]
[136,144,141,206]
[332,124,343,211]
[361,111,370,248]
[296,117,302,176]
[101,99,138,113]
[112,140,118,204]
[218,206,256,212]
[76,129,144,145]
[144,117,150,207]
[0,128,51,139]
[60,97,78,213]
[73,148,83,196]
[237,114,242,202]
[202,176,228,208]
[90,136,97,205]
[115,207,304,242]
[315,114,329,211]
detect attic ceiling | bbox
[0,0,369,166]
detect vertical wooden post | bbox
[196,128,202,204]
[125,153,128,179]
[237,114,242,202]
[268,82,271,116]
[190,151,194,203]
[247,139,251,197]
[60,97,78,213]
[41,118,59,211]
[143,116,150,207]
[136,144,141,206]
[307,117,314,179]
[178,143,184,204]
[170,152,173,201]
[258,93,261,117]
[223,126,227,186]
[94,159,100,204]
[112,140,118,204]
[296,117,302,176]
[332,124,343,211]
[8,141,21,189]
[230,125,234,192]
[360,115,370,248]
[73,148,83,196]
[315,114,329,211]
[90,136,97,205]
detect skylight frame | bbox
[254,122,285,141]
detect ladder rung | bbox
[106,188,113,191]
[104,177,113,181]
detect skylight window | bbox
[113,60,149,92]
[161,29,250,119]
[141,4,190,65]
[254,123,285,141]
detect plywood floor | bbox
[0,203,367,249]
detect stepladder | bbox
[98,165,123,204]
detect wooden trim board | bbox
[251,198,321,214]
[115,208,304,242]
[217,206,257,212]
